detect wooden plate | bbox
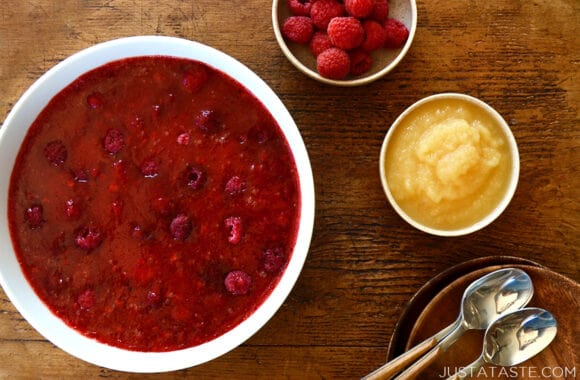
[387,256,544,360]
[390,261,579,379]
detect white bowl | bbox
[0,36,315,373]
[272,0,417,86]
[379,93,519,236]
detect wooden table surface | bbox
[0,1,578,379]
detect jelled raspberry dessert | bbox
[8,56,301,352]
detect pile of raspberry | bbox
[281,0,410,80]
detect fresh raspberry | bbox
[225,175,246,195]
[176,132,190,145]
[194,109,220,133]
[262,247,287,273]
[317,47,351,79]
[44,140,67,166]
[287,0,313,16]
[384,18,410,48]
[224,270,252,295]
[182,65,208,93]
[327,17,364,50]
[77,289,96,310]
[74,225,103,251]
[309,31,333,56]
[361,20,387,52]
[282,16,314,44]
[25,205,44,229]
[141,158,159,178]
[103,128,124,154]
[344,0,375,18]
[224,216,243,244]
[349,49,373,76]
[170,214,193,241]
[64,199,80,218]
[86,92,104,109]
[184,165,206,190]
[370,0,389,22]
[310,0,345,30]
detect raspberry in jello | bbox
[74,225,103,251]
[103,128,124,154]
[44,140,67,166]
[224,271,252,295]
[225,175,246,195]
[224,216,243,244]
[24,205,44,229]
[184,165,206,190]
[194,109,220,133]
[170,214,193,241]
[262,246,287,273]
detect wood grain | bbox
[0,0,578,378]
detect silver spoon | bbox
[363,267,534,380]
[391,267,535,380]
[447,307,557,379]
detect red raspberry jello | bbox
[7,56,301,352]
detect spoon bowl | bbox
[484,308,558,367]
[448,307,557,379]
[460,267,534,330]
[424,267,534,355]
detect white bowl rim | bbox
[272,0,418,87]
[0,35,315,373]
[379,92,520,237]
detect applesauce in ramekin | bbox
[380,94,519,235]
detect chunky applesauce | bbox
[384,98,513,230]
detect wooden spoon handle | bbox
[393,321,467,380]
[393,344,444,380]
[361,336,439,380]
